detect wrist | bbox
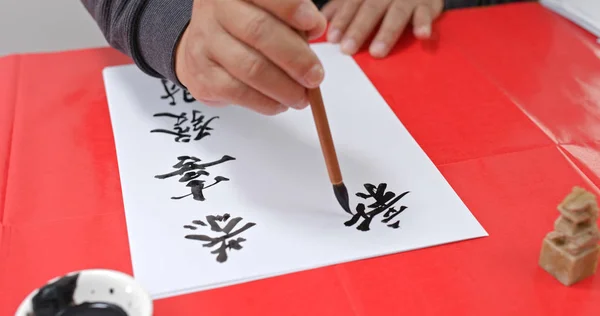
[174,24,191,88]
[136,0,193,86]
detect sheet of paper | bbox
[102,43,488,299]
[542,0,600,38]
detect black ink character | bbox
[150,110,219,142]
[155,155,235,201]
[150,112,191,142]
[345,183,410,231]
[160,79,196,106]
[184,213,256,263]
[190,110,218,140]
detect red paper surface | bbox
[1,3,599,315]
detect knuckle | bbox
[330,19,346,29]
[228,80,251,102]
[362,0,382,11]
[244,14,270,44]
[289,1,306,18]
[346,23,366,39]
[333,1,360,24]
[390,2,411,18]
[240,54,268,80]
[188,42,203,57]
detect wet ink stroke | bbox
[345,183,410,231]
[155,155,235,201]
[160,79,195,106]
[150,110,219,142]
[184,213,256,263]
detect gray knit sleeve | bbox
[80,0,529,87]
[80,0,193,86]
[444,0,532,10]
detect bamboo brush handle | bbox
[307,87,343,185]
[299,31,343,185]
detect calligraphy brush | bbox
[298,31,351,215]
[306,86,352,215]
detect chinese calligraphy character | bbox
[155,155,235,201]
[160,79,195,106]
[150,110,218,142]
[151,112,190,142]
[184,213,256,263]
[344,183,410,231]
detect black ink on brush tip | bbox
[155,155,235,201]
[160,79,195,106]
[333,183,352,215]
[344,183,410,231]
[184,214,256,263]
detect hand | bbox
[175,0,327,115]
[322,0,443,57]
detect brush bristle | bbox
[333,183,352,214]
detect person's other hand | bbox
[175,0,327,115]
[322,0,443,57]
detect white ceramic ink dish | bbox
[15,269,153,316]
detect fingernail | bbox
[415,25,431,38]
[304,64,324,87]
[369,41,387,57]
[294,2,318,28]
[328,28,341,43]
[340,38,356,55]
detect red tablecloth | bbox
[1,3,599,315]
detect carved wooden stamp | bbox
[539,186,600,285]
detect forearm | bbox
[82,0,335,87]
[82,0,523,87]
[80,0,193,85]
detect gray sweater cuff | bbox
[136,0,193,87]
[444,0,480,9]
[444,0,530,10]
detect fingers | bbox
[217,0,325,89]
[415,0,444,39]
[412,4,432,39]
[208,26,308,109]
[369,0,413,58]
[247,0,327,40]
[207,63,288,115]
[321,0,341,20]
[182,49,286,116]
[327,0,362,43]
[339,0,389,55]
[176,2,292,116]
[178,35,286,115]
